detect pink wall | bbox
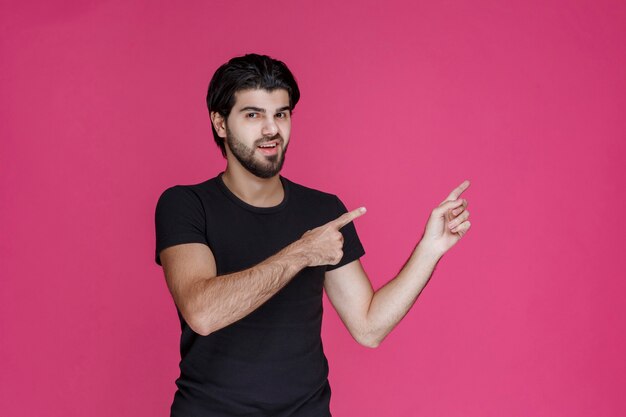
[2,1,625,416]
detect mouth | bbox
[257,140,280,156]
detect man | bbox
[155,53,471,416]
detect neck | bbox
[222,163,284,208]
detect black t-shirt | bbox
[154,173,365,417]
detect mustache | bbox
[254,134,283,147]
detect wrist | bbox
[283,238,313,268]
[414,241,444,264]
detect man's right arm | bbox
[159,207,366,336]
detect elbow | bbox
[189,321,213,337]
[355,330,382,349]
[349,321,384,348]
[182,309,216,336]
[178,295,229,336]
[359,337,381,349]
[186,316,212,336]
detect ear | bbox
[210,111,227,138]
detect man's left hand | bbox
[419,180,472,257]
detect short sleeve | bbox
[326,195,366,271]
[154,186,208,266]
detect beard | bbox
[225,127,288,179]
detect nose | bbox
[261,117,278,137]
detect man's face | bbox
[220,88,292,179]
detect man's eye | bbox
[276,112,288,119]
[246,113,258,118]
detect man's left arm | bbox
[324,180,472,348]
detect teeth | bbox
[259,144,276,148]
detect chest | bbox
[203,207,329,313]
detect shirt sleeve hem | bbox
[155,234,209,266]
[325,247,365,271]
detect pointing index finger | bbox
[445,179,471,202]
[332,207,367,229]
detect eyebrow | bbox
[239,106,291,113]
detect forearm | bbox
[363,243,443,346]
[186,241,310,336]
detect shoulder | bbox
[282,177,350,220]
[283,177,340,205]
[156,177,219,207]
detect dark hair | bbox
[206,53,300,157]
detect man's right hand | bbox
[295,207,367,267]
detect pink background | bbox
[2,1,625,416]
